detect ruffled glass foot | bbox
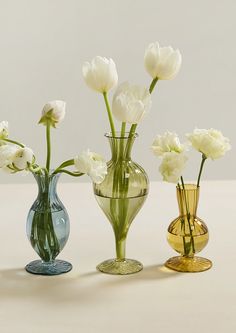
[25,259,73,275]
[97,258,143,275]
[165,256,212,273]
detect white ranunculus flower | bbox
[159,152,187,183]
[0,121,9,139]
[186,128,231,160]
[39,100,66,127]
[152,131,186,157]
[112,82,152,124]
[12,147,34,170]
[0,145,18,168]
[82,56,118,93]
[74,150,107,184]
[144,42,182,80]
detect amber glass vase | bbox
[94,132,149,275]
[165,184,212,272]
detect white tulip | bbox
[82,56,118,93]
[186,128,231,160]
[144,42,182,80]
[12,147,34,170]
[74,150,107,184]
[0,121,9,139]
[159,152,187,183]
[112,82,152,124]
[0,145,18,168]
[152,131,186,157]
[39,100,66,127]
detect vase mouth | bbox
[105,132,138,140]
[32,170,60,180]
[177,183,199,191]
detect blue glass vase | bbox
[25,172,72,275]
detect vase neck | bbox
[106,132,137,161]
[33,172,60,197]
[177,184,199,216]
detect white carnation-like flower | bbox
[74,150,107,184]
[186,128,231,159]
[152,131,186,157]
[159,152,188,183]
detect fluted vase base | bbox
[165,256,212,273]
[97,258,143,275]
[25,259,73,275]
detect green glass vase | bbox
[94,132,149,275]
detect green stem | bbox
[3,138,24,148]
[53,169,84,177]
[121,122,126,137]
[149,77,158,94]
[120,122,126,159]
[46,122,51,172]
[197,154,207,187]
[125,124,137,159]
[54,159,74,172]
[180,176,195,254]
[103,92,116,137]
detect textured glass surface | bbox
[94,133,149,275]
[165,184,212,272]
[26,172,72,275]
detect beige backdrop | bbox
[0,0,235,183]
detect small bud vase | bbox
[25,172,72,275]
[165,184,212,272]
[94,132,149,275]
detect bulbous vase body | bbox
[94,133,149,275]
[165,184,212,272]
[26,172,72,275]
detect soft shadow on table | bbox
[95,264,180,287]
[0,265,180,303]
[0,268,97,303]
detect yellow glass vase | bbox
[165,184,212,272]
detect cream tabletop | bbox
[0,181,235,333]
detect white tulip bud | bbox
[83,56,118,93]
[39,100,66,127]
[144,42,182,80]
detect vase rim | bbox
[176,183,199,191]
[32,170,60,179]
[105,131,138,139]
